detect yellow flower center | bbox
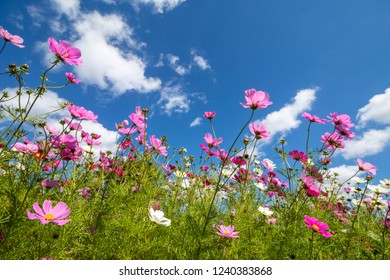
[44,214,54,221]
[65,52,69,58]
[223,231,230,235]
[313,224,320,231]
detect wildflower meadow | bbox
[0,26,389,260]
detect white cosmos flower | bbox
[258,206,273,216]
[148,208,171,227]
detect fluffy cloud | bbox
[49,0,80,19]
[157,84,191,115]
[326,164,359,185]
[357,88,390,127]
[131,0,187,13]
[340,127,390,159]
[191,49,211,70]
[190,117,202,127]
[73,12,161,95]
[259,88,317,139]
[167,54,190,76]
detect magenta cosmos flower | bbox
[203,111,216,120]
[67,104,98,122]
[0,26,24,48]
[241,88,272,110]
[216,224,239,239]
[48,37,82,66]
[356,158,377,175]
[304,215,332,238]
[27,200,71,225]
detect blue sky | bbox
[1,0,390,183]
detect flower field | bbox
[0,27,389,260]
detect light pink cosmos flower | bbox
[304,215,332,238]
[203,111,216,120]
[302,112,326,124]
[320,132,345,150]
[0,26,24,48]
[48,37,82,66]
[203,132,223,148]
[67,104,98,122]
[249,122,270,140]
[150,135,168,156]
[356,158,377,175]
[241,89,272,110]
[216,224,239,238]
[65,72,81,84]
[328,112,354,128]
[26,200,71,226]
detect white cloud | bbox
[259,88,317,139]
[190,117,202,127]
[357,88,390,127]
[166,54,190,76]
[73,11,161,96]
[131,0,187,13]
[326,164,358,185]
[191,49,211,70]
[340,127,390,159]
[49,0,80,19]
[26,5,45,28]
[157,83,190,115]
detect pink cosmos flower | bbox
[216,224,239,238]
[328,112,354,128]
[41,179,59,188]
[0,26,24,48]
[150,135,168,156]
[249,122,270,140]
[241,89,272,110]
[302,112,326,124]
[304,215,332,238]
[203,111,216,120]
[302,174,320,197]
[320,132,345,150]
[289,150,307,163]
[26,200,71,226]
[48,37,82,66]
[67,104,98,122]
[356,158,377,175]
[65,72,81,84]
[203,133,223,148]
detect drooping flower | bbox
[26,200,71,225]
[216,224,239,238]
[48,37,82,66]
[0,26,24,48]
[302,173,320,197]
[67,104,98,122]
[304,215,332,238]
[249,121,270,140]
[148,208,171,226]
[356,158,377,175]
[301,112,326,124]
[241,89,272,110]
[65,72,81,84]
